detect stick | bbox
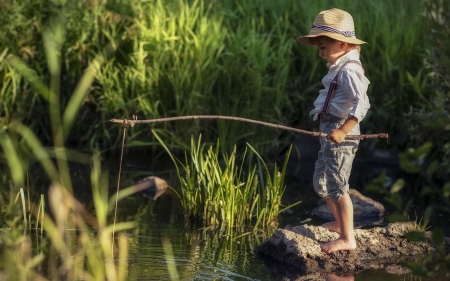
[109,115,388,140]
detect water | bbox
[113,187,450,281]
[7,147,449,280]
[116,195,271,280]
[99,144,450,281]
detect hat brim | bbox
[297,32,367,46]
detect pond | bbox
[5,139,449,280]
[114,185,450,281]
[104,144,450,281]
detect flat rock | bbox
[254,222,435,276]
[134,176,168,200]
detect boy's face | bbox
[315,37,348,65]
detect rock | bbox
[134,176,168,200]
[254,223,436,276]
[385,221,416,237]
[312,189,385,227]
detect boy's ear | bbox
[339,41,348,49]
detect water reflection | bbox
[125,228,271,280]
[117,194,271,280]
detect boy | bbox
[297,8,370,254]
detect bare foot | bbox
[321,221,340,233]
[320,238,356,254]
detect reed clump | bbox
[154,132,301,232]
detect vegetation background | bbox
[0,0,434,153]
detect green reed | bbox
[154,131,300,232]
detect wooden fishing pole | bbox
[109,114,387,232]
[110,115,388,140]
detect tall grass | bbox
[153,132,300,232]
[0,157,136,280]
[0,0,432,154]
[0,16,140,279]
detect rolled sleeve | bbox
[340,67,370,122]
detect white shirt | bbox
[310,49,370,122]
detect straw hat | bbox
[297,8,367,46]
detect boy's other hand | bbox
[326,129,347,144]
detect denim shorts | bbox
[313,114,360,203]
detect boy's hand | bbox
[326,116,359,144]
[326,129,347,144]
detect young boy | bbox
[297,8,370,254]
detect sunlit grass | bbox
[0,0,433,154]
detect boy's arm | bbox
[326,116,358,144]
[341,68,370,122]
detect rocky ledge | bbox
[254,222,436,276]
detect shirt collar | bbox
[327,49,360,68]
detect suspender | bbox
[319,60,364,118]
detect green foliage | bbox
[365,170,387,193]
[0,0,433,155]
[399,143,432,173]
[405,231,426,242]
[365,2,450,276]
[365,169,409,218]
[153,132,300,232]
[432,227,445,246]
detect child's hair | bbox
[309,36,361,53]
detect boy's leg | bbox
[320,193,356,254]
[321,197,340,233]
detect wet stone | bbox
[134,176,168,200]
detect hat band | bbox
[311,23,355,37]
